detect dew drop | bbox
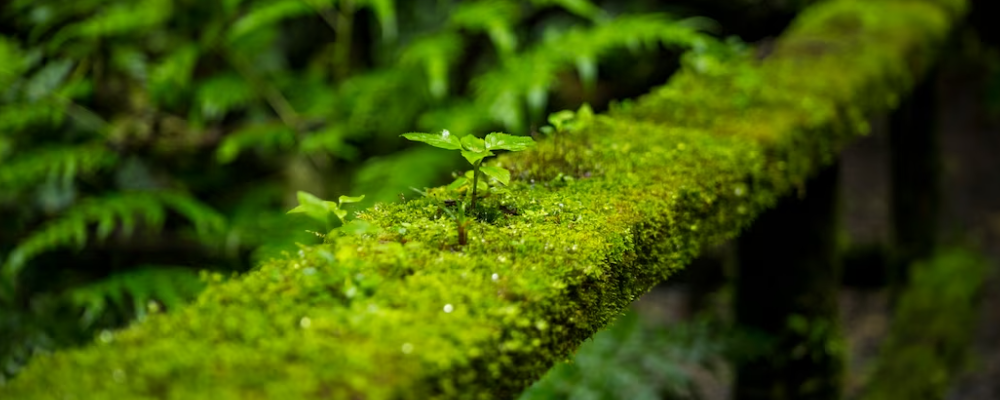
[300,317,312,329]
[402,343,414,354]
[99,330,113,344]
[491,273,499,282]
[443,304,454,313]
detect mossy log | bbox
[1,0,966,398]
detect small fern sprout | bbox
[401,130,535,210]
[287,191,365,234]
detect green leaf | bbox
[460,134,487,152]
[216,123,296,164]
[228,0,311,43]
[480,165,511,186]
[287,191,335,224]
[484,132,535,151]
[338,194,365,205]
[197,74,255,120]
[333,208,348,222]
[401,130,462,150]
[575,54,597,93]
[25,59,74,101]
[530,0,604,21]
[357,0,398,41]
[461,150,494,166]
[447,176,469,191]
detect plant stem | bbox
[470,160,481,211]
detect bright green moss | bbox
[0,0,965,398]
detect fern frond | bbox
[299,125,358,159]
[23,59,75,102]
[472,13,715,131]
[195,73,257,121]
[48,0,174,49]
[66,266,206,327]
[335,68,428,136]
[0,36,30,89]
[0,103,67,134]
[3,192,226,280]
[148,45,200,108]
[228,0,312,44]
[0,145,118,195]
[400,32,464,99]
[529,0,606,21]
[450,0,521,56]
[216,123,297,163]
[356,0,398,41]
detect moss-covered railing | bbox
[1,0,967,398]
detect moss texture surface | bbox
[1,0,966,398]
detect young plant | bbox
[539,104,595,136]
[287,191,365,235]
[401,130,535,210]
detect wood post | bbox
[889,71,940,287]
[735,164,844,400]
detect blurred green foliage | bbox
[862,248,989,400]
[520,310,726,400]
[0,0,723,384]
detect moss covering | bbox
[0,0,966,398]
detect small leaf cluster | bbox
[539,103,596,136]
[402,131,535,208]
[287,191,366,234]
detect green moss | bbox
[0,0,965,398]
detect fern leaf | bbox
[155,192,227,235]
[0,102,67,134]
[24,59,75,102]
[67,266,206,327]
[530,0,605,21]
[357,0,398,41]
[472,13,715,131]
[0,145,118,196]
[148,45,200,107]
[216,123,297,164]
[3,192,226,280]
[48,0,173,49]
[299,125,358,159]
[0,37,30,90]
[335,68,428,136]
[228,0,312,43]
[401,32,464,99]
[450,0,521,56]
[195,73,257,121]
